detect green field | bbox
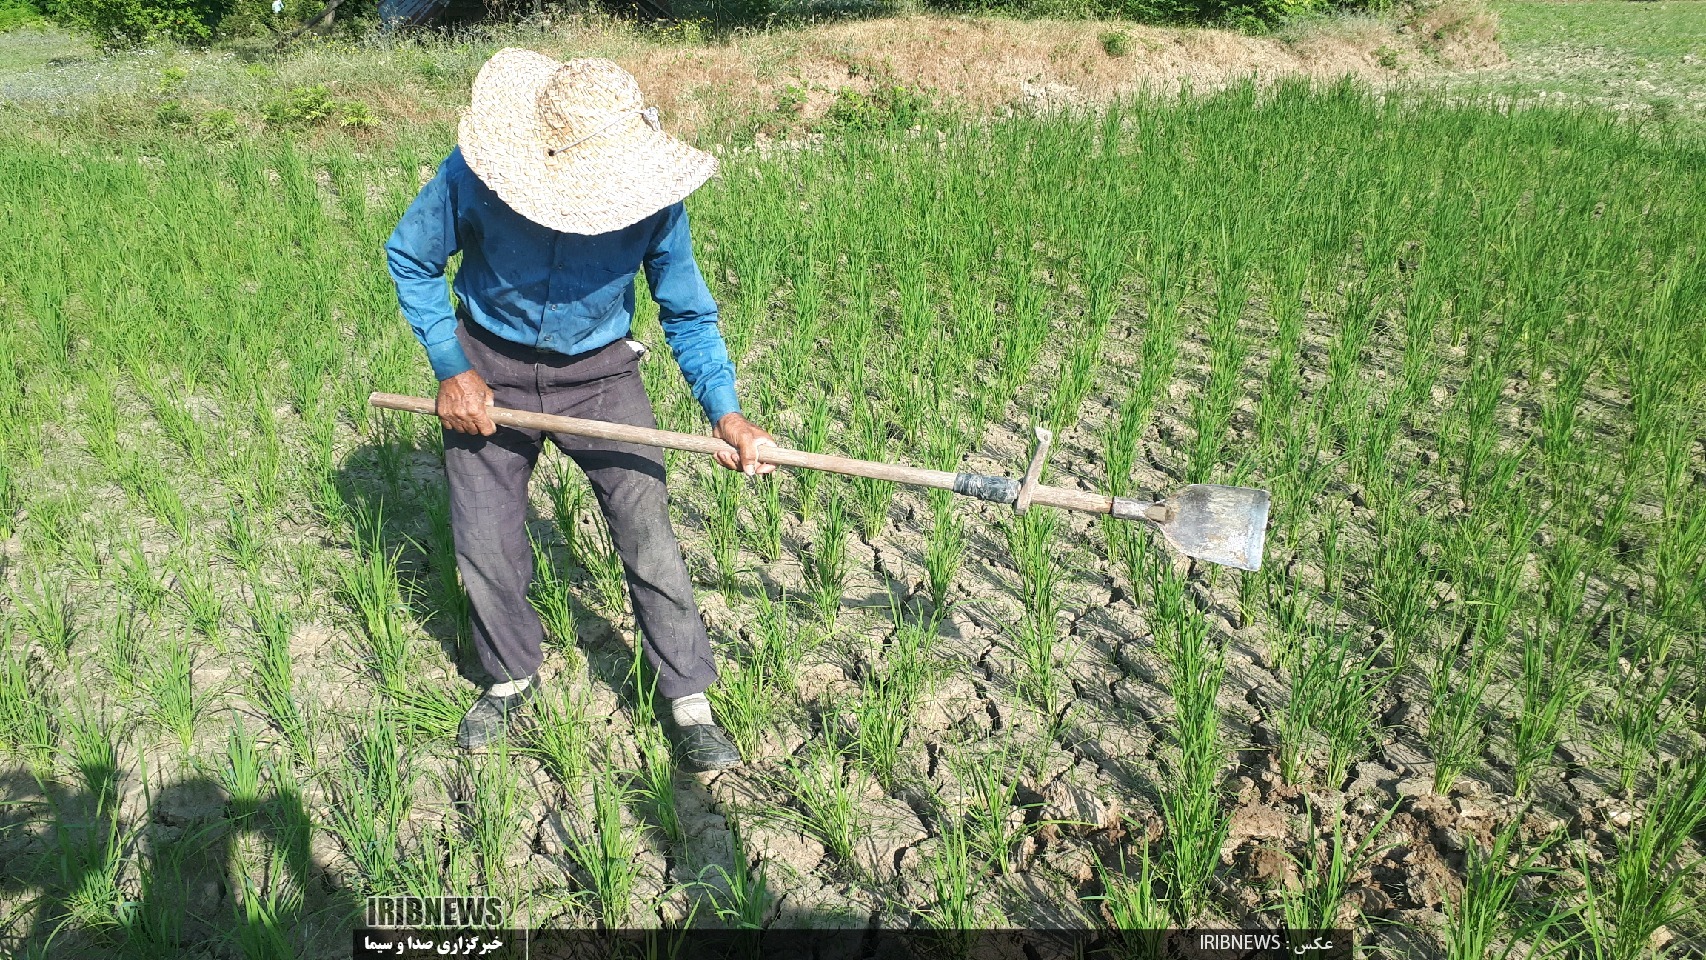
[1,4,1705,959]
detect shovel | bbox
[368,394,1272,571]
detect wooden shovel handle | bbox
[368,393,1118,516]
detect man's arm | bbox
[385,154,494,435]
[642,203,774,475]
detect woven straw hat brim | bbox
[458,49,718,236]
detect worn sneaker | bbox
[457,680,539,750]
[671,722,742,772]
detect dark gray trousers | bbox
[444,318,718,700]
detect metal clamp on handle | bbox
[1111,497,1174,523]
[1014,427,1053,516]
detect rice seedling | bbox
[849,403,896,539]
[529,533,580,655]
[527,678,592,790]
[421,489,471,648]
[806,487,850,624]
[1594,616,1681,799]
[169,551,225,642]
[634,721,683,846]
[324,709,415,895]
[749,472,784,564]
[60,705,121,812]
[217,720,266,820]
[144,630,211,756]
[582,511,630,617]
[100,610,143,698]
[245,586,314,767]
[705,464,745,593]
[1275,798,1400,932]
[1442,813,1568,960]
[923,489,965,611]
[564,752,645,928]
[460,738,525,889]
[222,507,269,579]
[772,724,861,868]
[1095,839,1168,960]
[790,393,832,522]
[917,817,996,947]
[1572,754,1706,960]
[0,645,56,777]
[951,739,1040,876]
[10,572,74,663]
[698,814,771,929]
[339,518,414,694]
[1150,564,1229,924]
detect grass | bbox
[0,17,1703,953]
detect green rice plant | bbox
[806,488,850,624]
[417,491,469,653]
[0,459,19,541]
[144,630,209,755]
[114,529,167,615]
[923,489,965,611]
[1094,839,1168,959]
[118,453,192,540]
[849,404,896,539]
[216,720,265,821]
[1572,754,1706,960]
[101,610,143,697]
[918,816,997,945]
[222,508,268,579]
[1510,622,1591,799]
[582,511,630,616]
[139,378,209,471]
[850,663,912,791]
[772,725,860,868]
[790,393,832,522]
[1594,616,1681,798]
[10,572,74,663]
[528,533,579,656]
[698,814,771,929]
[1276,622,1388,788]
[564,754,645,928]
[461,739,525,888]
[546,459,590,564]
[1276,798,1399,932]
[324,709,415,895]
[749,472,784,564]
[0,646,56,777]
[169,552,225,642]
[60,705,120,812]
[708,624,782,757]
[1442,812,1568,960]
[338,522,414,695]
[952,738,1040,876]
[245,587,314,767]
[634,722,682,846]
[705,464,744,594]
[527,679,592,790]
[1150,564,1229,924]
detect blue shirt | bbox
[385,147,741,425]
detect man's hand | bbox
[437,369,496,436]
[713,413,776,477]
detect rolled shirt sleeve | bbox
[386,157,471,382]
[643,202,741,425]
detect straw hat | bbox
[458,48,718,235]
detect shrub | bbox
[0,0,45,29]
[1100,28,1130,55]
[818,85,932,133]
[44,0,225,44]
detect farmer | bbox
[385,49,774,771]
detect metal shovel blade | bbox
[1157,484,1271,572]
